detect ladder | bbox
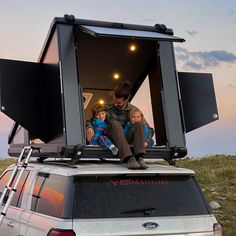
[0,146,39,224]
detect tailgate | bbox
[72,215,216,235]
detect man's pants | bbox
[105,120,145,161]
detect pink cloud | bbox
[186,118,236,157]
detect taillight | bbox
[213,223,222,236]
[47,228,76,236]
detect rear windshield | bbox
[73,175,210,219]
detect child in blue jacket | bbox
[89,103,118,155]
[123,108,154,148]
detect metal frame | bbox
[57,24,86,146]
[159,42,185,147]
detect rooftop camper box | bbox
[0,15,218,162]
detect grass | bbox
[0,158,15,174]
[0,155,235,235]
[176,155,236,236]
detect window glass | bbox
[131,77,156,144]
[11,171,29,207]
[31,173,67,218]
[0,170,29,207]
[0,171,12,201]
[73,175,210,219]
[31,174,47,211]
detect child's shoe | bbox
[110,145,118,155]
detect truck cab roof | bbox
[19,159,195,176]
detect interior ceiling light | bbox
[98,99,105,105]
[129,44,137,52]
[113,73,120,80]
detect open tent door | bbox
[79,25,184,42]
[178,72,219,133]
[0,58,62,143]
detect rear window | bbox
[73,175,210,218]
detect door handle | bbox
[7,221,15,228]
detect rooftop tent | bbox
[75,23,184,121]
[0,15,218,161]
[0,17,185,158]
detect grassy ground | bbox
[0,158,15,174]
[0,155,235,235]
[176,155,236,236]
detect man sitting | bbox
[86,81,150,169]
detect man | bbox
[86,81,150,169]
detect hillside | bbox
[0,155,235,235]
[177,155,236,235]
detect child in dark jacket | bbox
[89,103,118,155]
[123,108,154,148]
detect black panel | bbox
[80,25,184,42]
[43,62,63,142]
[0,59,62,142]
[178,72,219,133]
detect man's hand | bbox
[86,127,94,142]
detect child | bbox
[123,108,154,148]
[89,103,118,155]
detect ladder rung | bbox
[0,146,39,224]
[21,163,28,168]
[5,186,13,191]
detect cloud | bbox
[227,83,236,88]
[175,47,236,70]
[229,9,235,16]
[185,30,198,36]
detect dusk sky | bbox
[0,0,235,158]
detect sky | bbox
[0,0,235,158]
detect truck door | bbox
[0,169,30,236]
[178,72,219,133]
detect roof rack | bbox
[31,145,185,166]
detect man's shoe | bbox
[110,146,118,155]
[137,158,149,169]
[126,157,140,169]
